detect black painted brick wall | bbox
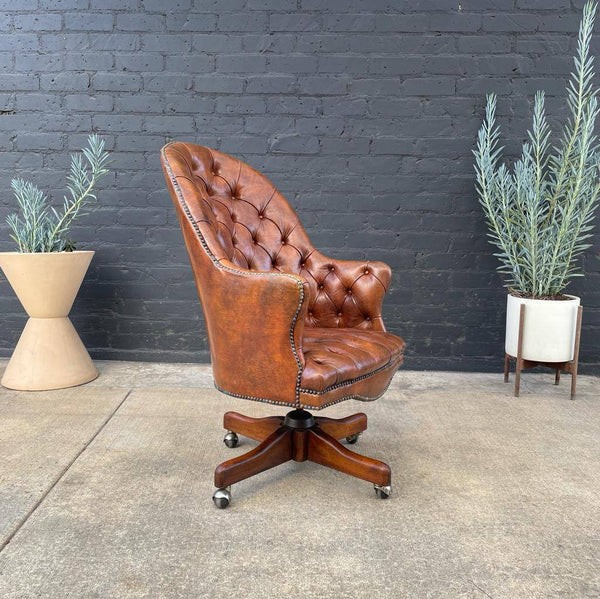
[0,0,599,372]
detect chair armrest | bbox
[201,259,309,404]
[306,252,392,331]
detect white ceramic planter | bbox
[0,251,98,390]
[505,293,581,362]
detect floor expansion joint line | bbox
[0,388,134,554]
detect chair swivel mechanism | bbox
[161,143,405,508]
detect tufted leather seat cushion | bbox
[301,328,405,393]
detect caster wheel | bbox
[346,433,361,445]
[213,487,231,509]
[374,484,391,499]
[223,431,239,448]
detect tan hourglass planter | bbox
[0,251,98,390]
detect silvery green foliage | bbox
[6,134,110,253]
[474,1,600,298]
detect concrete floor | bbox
[0,360,598,599]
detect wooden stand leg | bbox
[570,306,583,400]
[214,428,292,488]
[515,360,522,397]
[515,303,525,397]
[223,411,284,442]
[314,413,367,440]
[554,369,561,385]
[306,427,391,487]
[504,353,510,383]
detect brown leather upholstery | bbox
[161,142,405,409]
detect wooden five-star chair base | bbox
[212,409,392,508]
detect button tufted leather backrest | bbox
[171,144,313,274]
[162,142,388,331]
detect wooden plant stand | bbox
[504,303,583,399]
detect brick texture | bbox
[0,1,599,373]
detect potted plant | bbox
[0,134,110,390]
[474,2,600,371]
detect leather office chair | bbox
[161,142,405,508]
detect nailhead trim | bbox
[298,359,400,395]
[214,382,297,408]
[162,144,305,404]
[298,379,394,411]
[215,379,393,411]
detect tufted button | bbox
[337,312,342,317]
[346,289,352,295]
[308,311,313,317]
[258,213,264,219]
[330,266,335,272]
[364,268,369,274]
[281,240,286,245]
[365,316,371,321]
[318,284,324,290]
